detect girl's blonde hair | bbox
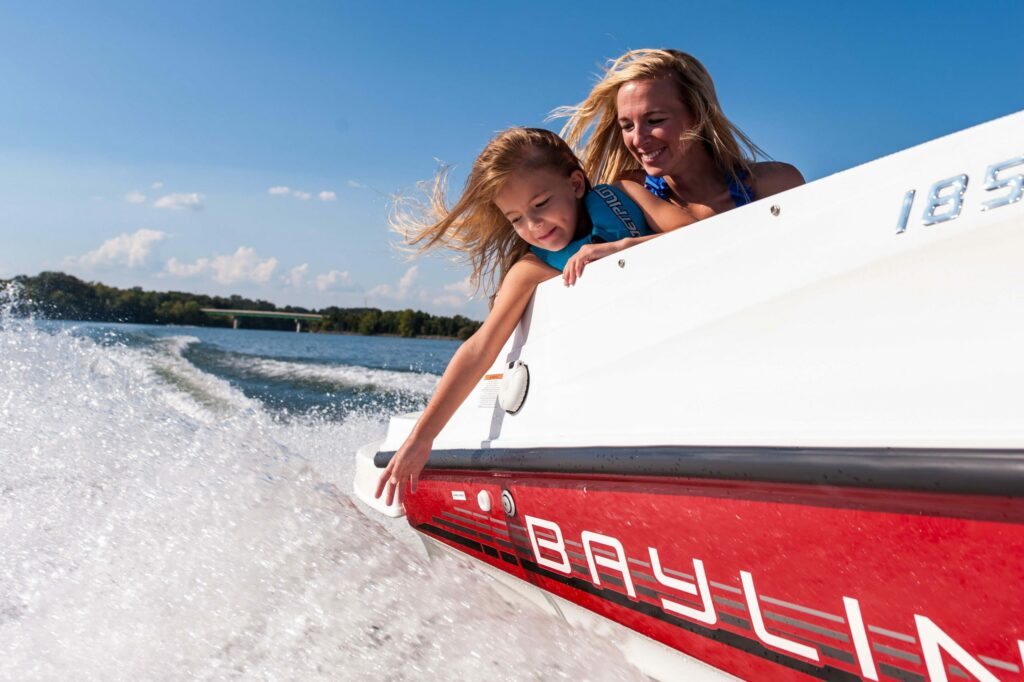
[391,127,587,301]
[554,48,764,187]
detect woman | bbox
[557,49,803,218]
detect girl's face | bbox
[494,166,586,251]
[615,77,697,178]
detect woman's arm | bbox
[614,178,701,233]
[375,256,558,505]
[562,180,700,286]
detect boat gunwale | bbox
[374,445,1024,498]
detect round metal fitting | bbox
[501,489,516,517]
[617,259,626,268]
[770,204,781,216]
[476,490,491,513]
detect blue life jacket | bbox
[529,184,652,272]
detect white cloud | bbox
[315,269,356,292]
[397,267,419,296]
[76,229,166,269]
[165,246,278,284]
[431,295,466,308]
[211,248,278,284]
[124,191,147,205]
[268,186,334,202]
[369,266,419,301]
[432,276,474,308]
[154,192,204,210]
[151,181,164,190]
[444,276,473,296]
[347,180,369,189]
[284,263,309,288]
[164,257,207,278]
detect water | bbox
[0,291,643,681]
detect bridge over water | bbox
[200,308,323,332]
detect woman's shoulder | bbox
[749,161,804,198]
[590,179,640,199]
[617,169,648,185]
[605,176,650,200]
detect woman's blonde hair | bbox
[554,49,764,187]
[391,127,587,301]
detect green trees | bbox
[357,309,382,335]
[397,309,417,338]
[1,272,482,339]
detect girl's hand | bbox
[563,241,625,287]
[370,257,556,509]
[374,435,433,506]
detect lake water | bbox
[0,294,643,680]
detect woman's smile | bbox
[638,147,667,165]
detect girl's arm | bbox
[375,256,558,505]
[562,180,699,286]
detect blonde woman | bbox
[558,49,803,218]
[376,128,696,505]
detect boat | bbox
[353,111,1024,681]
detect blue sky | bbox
[2,2,1021,319]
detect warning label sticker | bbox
[478,373,502,408]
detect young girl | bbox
[376,127,697,505]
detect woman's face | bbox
[615,77,696,177]
[494,167,586,252]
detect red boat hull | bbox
[404,471,1024,681]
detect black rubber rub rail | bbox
[374,445,1024,497]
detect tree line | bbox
[2,272,481,340]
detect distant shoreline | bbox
[3,272,481,340]
[307,329,462,341]
[43,319,466,342]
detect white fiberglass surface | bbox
[435,111,1024,451]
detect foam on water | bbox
[225,355,440,396]
[0,295,643,681]
[149,334,263,419]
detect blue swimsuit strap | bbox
[644,170,755,208]
[726,169,755,207]
[643,175,671,201]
